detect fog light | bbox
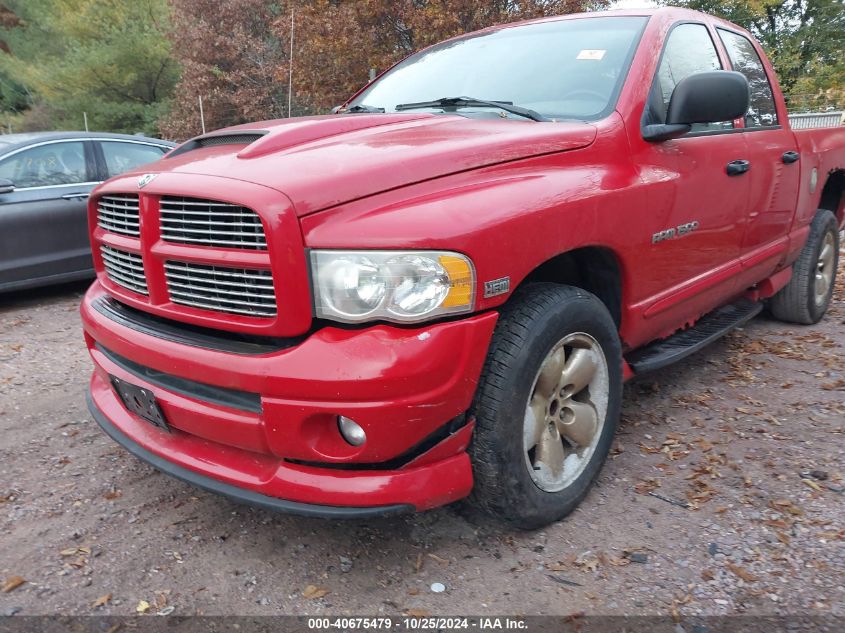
[338,416,366,446]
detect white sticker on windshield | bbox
[577,49,606,60]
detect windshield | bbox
[349,16,648,121]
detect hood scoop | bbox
[236,114,431,159]
[168,130,268,158]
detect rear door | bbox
[716,27,801,288]
[0,140,98,289]
[629,22,749,335]
[94,139,168,178]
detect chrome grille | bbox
[160,197,267,250]
[100,245,148,295]
[97,194,140,237]
[164,261,276,317]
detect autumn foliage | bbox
[162,0,608,140]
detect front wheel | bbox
[468,283,622,530]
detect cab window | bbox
[645,23,732,133]
[0,141,88,189]
[717,29,779,128]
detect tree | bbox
[662,0,845,110]
[0,0,178,134]
[163,0,609,139]
[0,5,28,126]
[290,0,612,114]
[160,0,291,140]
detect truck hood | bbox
[155,113,597,216]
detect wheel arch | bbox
[515,246,624,330]
[819,169,845,227]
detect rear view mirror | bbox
[667,71,749,126]
[0,178,14,194]
[643,71,750,143]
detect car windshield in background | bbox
[348,16,648,121]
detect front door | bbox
[627,22,749,341]
[0,140,97,289]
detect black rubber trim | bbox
[96,343,262,414]
[92,296,301,355]
[87,390,413,519]
[626,299,762,374]
[287,414,470,471]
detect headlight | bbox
[310,250,475,323]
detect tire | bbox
[769,210,840,325]
[467,283,622,530]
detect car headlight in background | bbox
[310,250,475,323]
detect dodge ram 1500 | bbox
[82,8,845,528]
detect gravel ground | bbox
[0,263,843,619]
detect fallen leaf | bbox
[726,563,759,582]
[769,499,803,516]
[69,556,87,569]
[817,531,844,540]
[427,553,449,565]
[405,609,431,617]
[2,576,25,593]
[414,553,423,573]
[802,478,824,492]
[104,489,122,500]
[92,594,112,608]
[136,599,151,614]
[634,479,661,494]
[694,438,714,452]
[670,602,681,623]
[303,585,329,600]
[574,554,600,573]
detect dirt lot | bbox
[0,265,843,619]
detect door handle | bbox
[726,159,750,176]
[61,192,90,200]
[782,151,800,164]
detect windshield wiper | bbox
[394,96,550,122]
[338,104,385,114]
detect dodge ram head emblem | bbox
[138,173,157,189]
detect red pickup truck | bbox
[81,8,845,528]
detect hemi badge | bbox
[483,276,510,298]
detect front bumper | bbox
[82,282,498,512]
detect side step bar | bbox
[626,299,763,374]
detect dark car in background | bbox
[0,132,174,292]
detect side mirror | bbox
[0,178,14,194]
[643,71,750,142]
